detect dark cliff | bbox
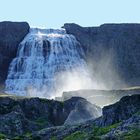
[0,21,29,87]
[64,23,140,88]
[100,94,140,126]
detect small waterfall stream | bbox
[5,28,93,98]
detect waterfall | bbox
[5,28,93,98]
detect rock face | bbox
[0,21,29,87]
[105,114,140,139]
[0,109,38,136]
[0,95,101,136]
[34,94,140,140]
[64,97,102,125]
[0,94,139,139]
[99,94,140,126]
[64,23,140,88]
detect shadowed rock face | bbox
[0,94,139,139]
[99,94,140,126]
[0,21,29,87]
[64,98,102,125]
[0,96,101,136]
[64,23,140,88]
[32,95,140,140]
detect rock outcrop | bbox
[0,94,139,139]
[64,23,140,88]
[0,95,101,137]
[97,94,140,126]
[105,113,140,139]
[64,97,102,125]
[0,21,29,87]
[34,95,140,140]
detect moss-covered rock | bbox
[64,131,87,140]
[0,95,101,138]
[0,133,7,139]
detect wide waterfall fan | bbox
[5,28,93,98]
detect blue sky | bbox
[0,0,140,28]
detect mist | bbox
[87,45,127,90]
[26,67,94,99]
[27,44,127,105]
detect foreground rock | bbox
[0,94,137,140]
[33,95,140,140]
[64,97,101,125]
[64,23,140,88]
[0,21,29,87]
[0,94,139,140]
[33,114,140,140]
[96,94,140,126]
[104,113,140,139]
[0,95,101,138]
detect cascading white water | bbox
[5,28,93,98]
